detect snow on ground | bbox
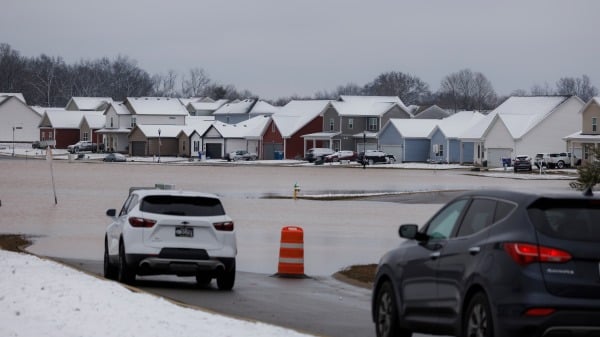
[0,250,314,337]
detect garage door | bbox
[205,143,222,159]
[131,141,146,156]
[487,148,513,168]
[381,145,403,163]
[356,143,378,152]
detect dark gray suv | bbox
[372,189,600,337]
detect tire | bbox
[217,261,236,291]
[556,161,565,169]
[118,241,136,285]
[196,274,212,287]
[463,292,494,337]
[103,237,118,280]
[374,281,412,337]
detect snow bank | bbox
[0,250,314,337]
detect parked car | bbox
[103,153,127,162]
[324,150,358,163]
[513,154,532,172]
[227,150,257,161]
[304,148,335,163]
[68,140,104,153]
[372,189,600,337]
[535,152,575,169]
[359,150,396,165]
[31,141,41,149]
[104,185,237,290]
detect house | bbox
[0,94,41,143]
[186,98,228,116]
[248,100,279,118]
[128,124,183,157]
[270,100,330,159]
[564,97,600,163]
[99,97,189,153]
[202,115,271,159]
[428,111,485,163]
[315,96,413,152]
[79,113,106,151]
[65,97,112,111]
[460,96,584,167]
[176,116,215,157]
[379,119,439,162]
[38,109,103,149]
[213,99,257,124]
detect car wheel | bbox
[375,281,411,337]
[196,273,212,287]
[103,237,118,280]
[463,292,494,337]
[118,240,135,284]
[217,261,236,291]
[556,161,565,169]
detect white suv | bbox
[104,186,237,290]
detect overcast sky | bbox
[1,0,599,101]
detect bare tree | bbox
[181,67,211,97]
[556,75,598,102]
[530,82,555,96]
[439,69,497,111]
[0,43,26,93]
[25,54,67,106]
[363,71,430,104]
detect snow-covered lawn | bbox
[0,250,314,337]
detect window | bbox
[131,117,137,128]
[82,132,89,141]
[193,141,200,152]
[368,117,378,131]
[348,118,354,130]
[438,144,444,156]
[329,118,335,131]
[457,199,496,237]
[272,122,276,133]
[110,117,114,128]
[426,199,469,239]
[593,117,597,132]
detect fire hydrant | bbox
[293,183,300,200]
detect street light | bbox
[12,126,22,156]
[157,128,161,163]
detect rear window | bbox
[140,195,226,216]
[528,198,600,242]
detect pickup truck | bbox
[534,152,575,169]
[67,141,104,153]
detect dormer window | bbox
[593,117,597,132]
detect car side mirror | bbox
[106,209,116,217]
[399,224,427,242]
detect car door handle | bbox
[430,252,441,260]
[469,247,481,255]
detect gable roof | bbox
[272,100,330,137]
[385,119,439,138]
[249,100,279,115]
[80,113,107,129]
[178,116,215,137]
[104,101,130,115]
[432,111,486,138]
[213,99,255,115]
[212,115,272,139]
[188,99,229,112]
[413,105,451,119]
[0,93,26,104]
[460,96,574,140]
[66,97,113,111]
[333,95,411,117]
[39,109,103,129]
[126,97,189,116]
[135,124,185,138]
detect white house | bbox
[0,94,41,143]
[461,96,584,167]
[564,97,600,163]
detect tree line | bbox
[1,43,597,110]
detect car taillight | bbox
[503,243,571,265]
[128,217,157,228]
[213,221,234,231]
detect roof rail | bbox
[128,184,175,195]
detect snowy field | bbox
[0,249,315,337]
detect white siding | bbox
[225,139,247,154]
[0,98,41,142]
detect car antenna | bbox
[583,186,594,197]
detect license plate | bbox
[175,227,193,238]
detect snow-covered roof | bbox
[434,111,485,138]
[272,100,330,137]
[80,113,107,129]
[386,119,439,138]
[212,115,271,139]
[39,109,103,129]
[249,100,279,115]
[188,99,229,112]
[332,95,410,117]
[338,95,410,111]
[126,97,189,116]
[413,105,451,119]
[136,124,185,138]
[0,93,26,103]
[563,130,600,141]
[213,99,255,115]
[68,97,113,110]
[460,96,571,140]
[106,101,130,115]
[179,116,215,137]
